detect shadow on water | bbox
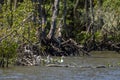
[0,51,120,80]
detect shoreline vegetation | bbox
[0,0,120,67]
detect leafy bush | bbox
[0,40,18,66]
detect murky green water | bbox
[0,51,120,80]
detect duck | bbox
[57,56,65,64]
[45,55,65,64]
[36,56,41,65]
[45,55,53,64]
[46,56,66,67]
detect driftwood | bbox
[60,38,90,56]
[46,64,69,67]
[107,41,120,52]
[16,37,91,66]
[46,64,106,68]
[16,50,40,66]
[44,38,90,56]
[16,36,120,66]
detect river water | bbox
[0,51,120,80]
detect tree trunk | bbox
[41,7,47,39]
[85,0,89,32]
[47,0,59,40]
[63,0,67,38]
[57,0,67,47]
[14,0,17,10]
[98,0,103,29]
[90,0,94,32]
[38,0,47,39]
[32,0,47,42]
[63,0,68,39]
[90,0,95,50]
[63,0,67,29]
[74,0,79,27]
[9,0,13,28]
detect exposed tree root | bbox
[16,38,91,66]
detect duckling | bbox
[40,58,46,65]
[57,56,65,63]
[107,63,113,67]
[35,56,41,65]
[45,55,53,64]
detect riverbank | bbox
[14,51,120,67]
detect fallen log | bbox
[46,64,107,68]
[46,64,69,67]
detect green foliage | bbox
[0,0,37,64]
[75,31,91,44]
[1,0,37,42]
[0,0,120,63]
[94,30,103,42]
[0,40,18,64]
[93,0,120,42]
[103,0,120,10]
[101,0,120,42]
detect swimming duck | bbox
[36,56,41,64]
[45,55,53,64]
[46,55,65,63]
[57,56,65,63]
